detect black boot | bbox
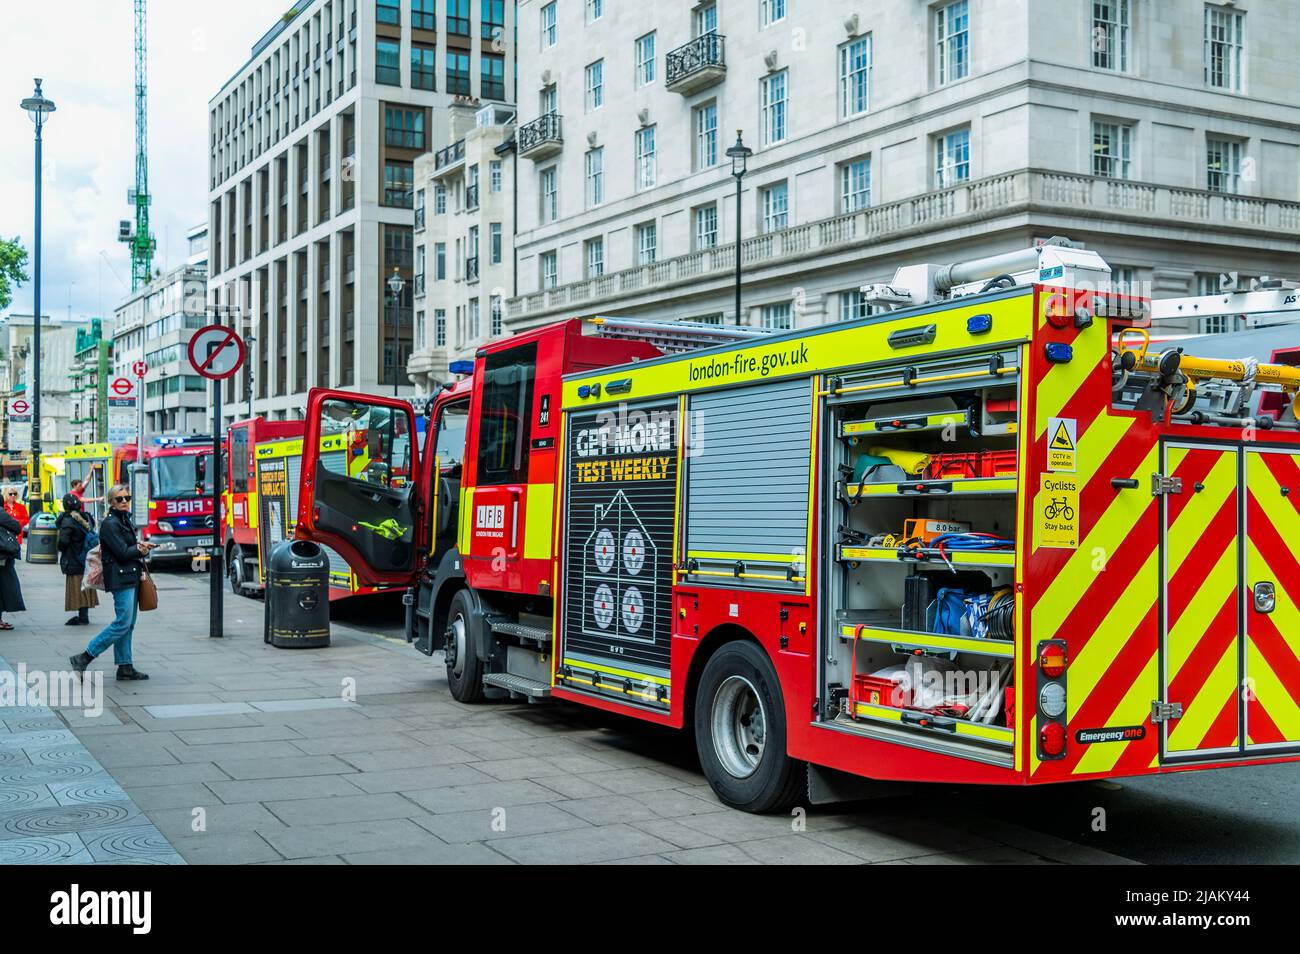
[116,664,149,681]
[65,616,88,626]
[69,651,93,675]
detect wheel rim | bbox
[446,613,467,677]
[711,675,767,779]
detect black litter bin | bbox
[25,512,58,564]
[264,540,331,648]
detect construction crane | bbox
[117,0,154,289]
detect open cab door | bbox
[296,388,422,588]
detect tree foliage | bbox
[0,237,30,312]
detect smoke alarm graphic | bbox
[582,490,657,644]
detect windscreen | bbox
[150,452,214,499]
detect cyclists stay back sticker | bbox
[1047,417,1077,472]
[1039,474,1079,549]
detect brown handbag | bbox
[138,566,158,612]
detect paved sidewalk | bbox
[0,559,1134,865]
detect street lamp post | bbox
[725,130,752,326]
[20,79,55,500]
[386,267,406,397]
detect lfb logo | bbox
[475,504,505,530]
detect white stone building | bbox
[408,101,517,392]
[207,0,515,426]
[508,0,1300,338]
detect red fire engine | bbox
[114,436,216,563]
[291,242,1300,812]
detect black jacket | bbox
[0,509,24,612]
[100,509,145,592]
[56,510,96,576]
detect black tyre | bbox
[444,590,484,703]
[694,641,804,813]
[228,543,247,595]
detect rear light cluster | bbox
[1036,640,1069,760]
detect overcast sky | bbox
[0,0,275,323]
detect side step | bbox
[489,620,552,646]
[482,672,553,702]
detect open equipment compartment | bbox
[819,344,1022,763]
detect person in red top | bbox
[3,487,29,542]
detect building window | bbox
[840,35,872,117]
[490,160,503,192]
[761,181,788,233]
[695,2,717,36]
[490,222,502,264]
[412,0,437,31]
[385,108,426,150]
[448,0,471,36]
[587,0,603,22]
[760,71,787,146]
[490,295,504,336]
[692,313,724,325]
[481,0,504,42]
[840,157,871,212]
[447,52,471,95]
[376,39,400,85]
[435,242,446,280]
[636,222,657,265]
[541,2,557,48]
[694,204,718,250]
[384,162,413,207]
[585,147,605,207]
[1206,137,1242,193]
[585,60,604,111]
[1110,266,1137,297]
[377,0,400,25]
[840,290,875,322]
[1092,0,1130,72]
[434,184,447,214]
[539,166,558,222]
[434,308,447,347]
[539,84,557,117]
[694,102,718,170]
[540,251,558,289]
[936,0,970,86]
[935,128,971,187]
[482,53,506,100]
[761,302,792,330]
[585,237,604,278]
[411,44,437,90]
[1205,5,1245,91]
[635,125,657,190]
[1092,121,1132,179]
[761,0,785,28]
[636,32,656,86]
[468,297,480,338]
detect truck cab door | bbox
[296,388,421,587]
[427,396,469,562]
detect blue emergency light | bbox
[448,360,474,375]
[1044,342,1074,364]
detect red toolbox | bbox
[924,450,1017,480]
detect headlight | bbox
[156,520,174,533]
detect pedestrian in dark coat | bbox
[0,506,25,629]
[69,483,155,680]
[56,493,99,626]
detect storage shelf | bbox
[838,622,1014,659]
[836,545,1016,569]
[837,476,1017,502]
[849,702,1015,747]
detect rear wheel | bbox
[694,641,803,813]
[444,590,484,703]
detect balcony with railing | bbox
[505,168,1300,322]
[666,32,726,95]
[433,138,465,179]
[518,113,562,161]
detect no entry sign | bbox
[188,325,246,380]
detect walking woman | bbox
[69,484,155,680]
[56,493,99,626]
[0,493,25,631]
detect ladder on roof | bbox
[589,316,773,354]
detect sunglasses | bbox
[114,495,133,502]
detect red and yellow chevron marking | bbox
[1244,449,1300,748]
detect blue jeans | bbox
[86,586,138,665]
